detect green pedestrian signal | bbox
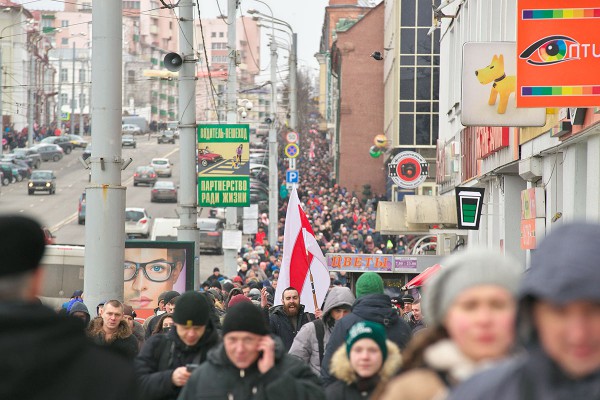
[280,184,288,199]
[455,187,485,230]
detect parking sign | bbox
[286,169,299,183]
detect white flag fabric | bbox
[274,186,330,313]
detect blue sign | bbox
[286,169,299,183]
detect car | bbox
[197,148,223,167]
[12,148,41,169]
[78,191,86,225]
[157,130,176,144]
[122,124,142,135]
[0,160,30,181]
[82,143,92,161]
[133,166,157,186]
[0,163,15,185]
[198,217,224,254]
[28,170,56,195]
[66,134,89,149]
[1,153,34,169]
[125,207,151,238]
[150,180,178,203]
[122,134,137,148]
[150,158,172,177]
[40,136,74,154]
[31,144,64,162]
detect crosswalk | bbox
[199,159,250,176]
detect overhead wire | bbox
[196,0,221,122]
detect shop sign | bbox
[475,126,510,159]
[327,254,394,272]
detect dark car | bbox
[157,130,176,144]
[66,134,89,149]
[198,218,224,254]
[0,163,15,184]
[78,191,86,225]
[28,170,56,195]
[198,149,223,167]
[150,180,178,203]
[0,160,30,181]
[40,136,73,154]
[12,148,41,169]
[133,166,157,186]
[1,153,33,169]
[31,144,64,162]
[122,134,137,148]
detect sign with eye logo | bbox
[517,0,600,107]
[461,42,546,127]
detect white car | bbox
[150,158,172,177]
[125,207,152,238]
[122,124,142,135]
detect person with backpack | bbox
[289,286,355,376]
[134,291,220,400]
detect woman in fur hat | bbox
[326,321,402,400]
[379,248,523,400]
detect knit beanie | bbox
[0,215,46,278]
[163,290,181,305]
[172,291,210,327]
[423,247,523,329]
[345,321,388,361]
[228,294,252,309]
[355,272,384,298]
[222,301,269,335]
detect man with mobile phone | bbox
[135,291,220,400]
[179,301,325,400]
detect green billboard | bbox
[197,124,250,207]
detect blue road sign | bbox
[286,169,299,183]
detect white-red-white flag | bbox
[274,186,330,313]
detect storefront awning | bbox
[376,196,457,235]
[375,201,430,235]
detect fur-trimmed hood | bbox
[330,339,402,385]
[87,316,132,342]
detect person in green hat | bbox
[327,321,402,400]
[321,272,412,386]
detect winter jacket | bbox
[289,286,355,375]
[68,300,91,326]
[379,339,488,400]
[88,317,139,359]
[409,317,426,334]
[0,301,137,400]
[326,339,401,400]
[447,223,600,400]
[321,294,412,386]
[178,336,325,400]
[269,304,314,351]
[135,320,220,400]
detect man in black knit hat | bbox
[0,215,137,400]
[179,301,325,400]
[135,291,220,400]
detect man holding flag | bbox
[271,187,331,351]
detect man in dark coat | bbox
[87,299,139,359]
[179,301,325,400]
[321,272,412,386]
[269,286,316,351]
[134,291,220,400]
[449,222,600,400]
[0,215,137,400]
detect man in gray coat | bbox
[289,286,355,375]
[449,222,600,400]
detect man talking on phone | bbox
[178,301,325,400]
[135,291,220,400]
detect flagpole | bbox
[303,228,319,311]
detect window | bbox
[79,93,86,108]
[79,69,86,83]
[127,70,135,84]
[219,32,224,38]
[60,68,68,82]
[61,38,68,45]
[211,32,216,38]
[60,93,68,106]
[61,20,69,27]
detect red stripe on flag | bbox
[290,229,312,293]
[298,205,315,235]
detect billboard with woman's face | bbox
[124,241,194,319]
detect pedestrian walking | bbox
[449,223,600,400]
[269,286,317,351]
[87,299,139,359]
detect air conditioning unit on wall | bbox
[519,157,543,182]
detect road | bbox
[0,135,223,282]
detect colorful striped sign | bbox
[521,86,600,96]
[522,8,600,20]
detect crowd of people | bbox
[1,121,90,151]
[3,214,600,400]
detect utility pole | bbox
[176,0,200,287]
[57,56,62,129]
[79,60,84,136]
[268,37,278,246]
[71,42,76,133]
[83,0,125,316]
[0,47,3,154]
[28,53,34,146]
[223,0,239,279]
[290,32,297,131]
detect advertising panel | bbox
[327,254,394,272]
[517,0,600,107]
[197,124,250,207]
[462,42,546,126]
[124,241,194,319]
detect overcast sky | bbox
[16,0,330,76]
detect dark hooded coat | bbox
[0,302,137,400]
[321,294,412,386]
[448,222,600,400]
[269,304,314,351]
